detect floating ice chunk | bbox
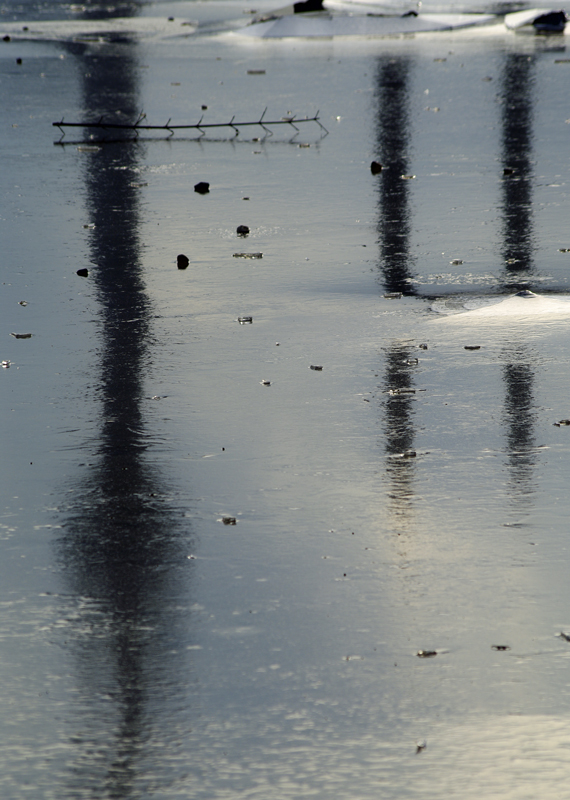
[433,292,570,324]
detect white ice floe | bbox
[433,291,570,324]
[0,17,197,43]
[0,4,566,41]
[239,10,497,37]
[237,0,567,37]
[504,7,568,30]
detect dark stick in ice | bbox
[53,108,328,140]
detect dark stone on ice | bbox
[3,35,11,42]
[16,58,22,64]
[177,254,189,270]
[237,225,250,236]
[76,268,89,277]
[293,0,323,12]
[464,345,481,350]
[419,343,428,350]
[194,182,210,194]
[370,161,383,175]
[222,517,237,525]
[310,365,323,371]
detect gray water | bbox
[2,3,570,797]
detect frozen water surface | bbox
[2,1,570,797]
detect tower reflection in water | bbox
[375,56,417,298]
[374,48,545,520]
[56,33,192,799]
[374,56,418,523]
[498,51,540,502]
[501,355,538,503]
[500,53,537,289]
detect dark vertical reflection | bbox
[501,348,538,504]
[499,53,536,288]
[381,344,417,520]
[374,56,417,296]
[56,34,192,799]
[498,54,539,504]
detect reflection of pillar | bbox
[374,59,418,516]
[498,53,539,505]
[500,53,536,285]
[382,344,417,518]
[374,56,416,296]
[56,35,190,798]
[501,348,537,503]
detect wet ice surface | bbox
[2,2,570,797]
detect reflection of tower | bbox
[375,56,418,520]
[499,53,536,286]
[374,56,416,296]
[56,32,192,799]
[381,344,417,520]
[501,347,538,504]
[498,53,539,506]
